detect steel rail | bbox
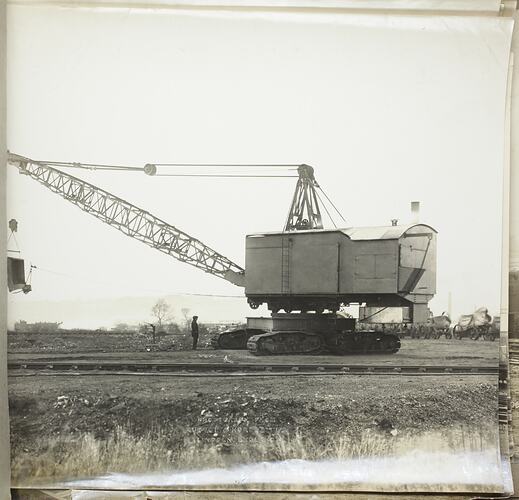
[7,360,498,377]
[507,345,519,358]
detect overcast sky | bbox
[6,5,513,328]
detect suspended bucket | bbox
[7,257,32,294]
[7,218,33,294]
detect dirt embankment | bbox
[8,373,498,484]
[10,375,497,454]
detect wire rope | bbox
[155,174,297,178]
[37,160,300,178]
[155,163,300,168]
[318,186,346,224]
[314,189,337,229]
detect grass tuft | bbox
[11,424,497,485]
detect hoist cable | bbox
[39,161,300,173]
[8,232,20,252]
[40,161,143,171]
[318,186,346,223]
[155,174,298,178]
[41,162,297,177]
[7,231,21,253]
[25,157,347,228]
[155,163,300,168]
[314,189,337,229]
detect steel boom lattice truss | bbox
[8,153,245,286]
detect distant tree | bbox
[151,299,173,342]
[14,321,28,332]
[152,299,171,327]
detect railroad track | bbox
[7,360,499,377]
[509,341,519,355]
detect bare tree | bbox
[151,299,171,341]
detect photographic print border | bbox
[2,1,518,497]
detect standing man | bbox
[148,323,156,343]
[191,315,199,350]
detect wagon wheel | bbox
[453,325,462,340]
[472,325,486,340]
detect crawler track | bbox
[7,360,498,377]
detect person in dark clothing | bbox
[148,323,156,343]
[191,315,199,349]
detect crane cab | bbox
[244,223,436,323]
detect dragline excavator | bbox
[7,152,437,355]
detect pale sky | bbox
[6,5,513,328]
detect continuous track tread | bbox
[247,331,401,356]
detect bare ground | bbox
[7,332,499,486]
[8,332,499,367]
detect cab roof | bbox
[247,223,437,240]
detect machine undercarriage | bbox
[213,312,402,355]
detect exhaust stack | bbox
[411,201,420,224]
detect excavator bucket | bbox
[7,257,31,293]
